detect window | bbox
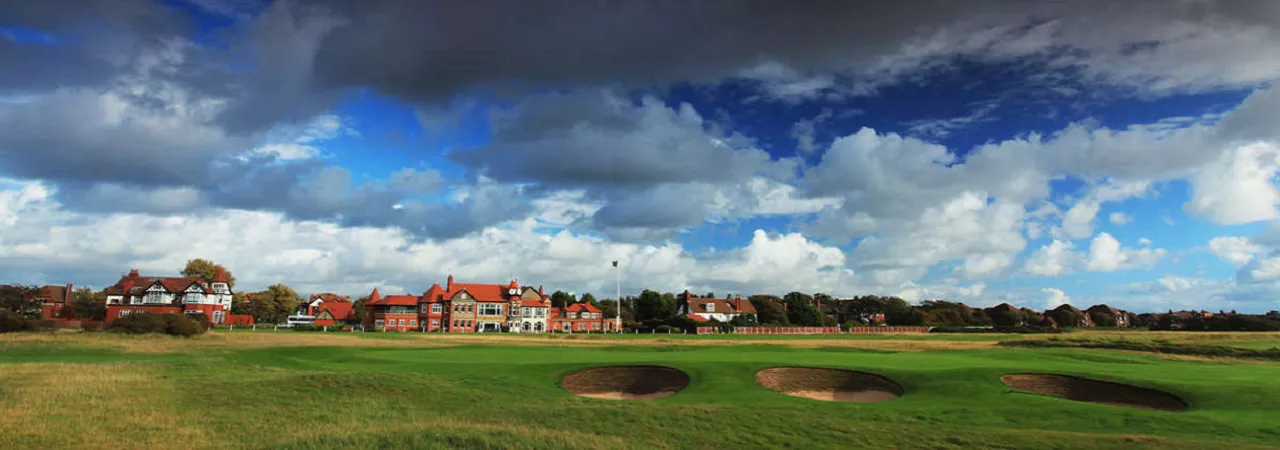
[451,320,458,328]
[521,307,530,317]
[118,309,130,318]
[478,303,503,316]
[536,308,546,318]
[375,320,385,327]
[398,319,406,326]
[466,304,474,313]
[410,320,417,326]
[466,320,473,327]
[568,312,577,319]
[146,291,163,304]
[431,320,439,328]
[187,293,205,304]
[592,323,601,330]
[431,304,441,314]
[212,311,224,324]
[706,303,715,312]
[522,322,531,331]
[421,304,429,313]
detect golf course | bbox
[1,330,1278,449]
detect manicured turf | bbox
[1,332,1278,449]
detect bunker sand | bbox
[756,367,903,402]
[1001,373,1188,412]
[560,365,689,400]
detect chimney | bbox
[65,283,74,303]
[446,275,453,291]
[538,285,544,296]
[735,296,742,312]
[128,269,140,278]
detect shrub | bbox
[164,314,204,337]
[293,324,320,332]
[108,312,206,337]
[80,321,102,332]
[0,310,34,332]
[654,325,676,333]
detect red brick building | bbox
[364,275,555,332]
[34,284,74,320]
[549,302,614,333]
[103,268,234,325]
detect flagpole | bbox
[614,260,621,333]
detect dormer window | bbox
[706,303,715,312]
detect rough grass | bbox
[1002,337,1280,360]
[1,331,1278,449]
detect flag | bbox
[611,260,618,267]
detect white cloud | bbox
[1138,237,1152,246]
[1085,232,1167,272]
[1041,287,1071,310]
[1185,141,1280,224]
[1108,212,1132,225]
[1024,240,1081,276]
[1208,236,1265,266]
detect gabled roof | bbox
[565,302,601,314]
[684,295,757,315]
[105,271,210,295]
[1051,304,1085,315]
[373,295,420,306]
[521,298,549,308]
[317,301,355,320]
[36,284,73,303]
[448,282,513,302]
[684,314,710,323]
[1085,304,1122,315]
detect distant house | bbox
[103,268,233,325]
[365,275,552,332]
[313,300,356,326]
[678,291,758,323]
[33,284,74,320]
[984,303,1026,327]
[1085,304,1130,327]
[549,302,612,333]
[1048,304,1092,327]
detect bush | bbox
[108,312,206,337]
[80,321,102,332]
[293,324,320,332]
[653,325,676,334]
[0,310,34,332]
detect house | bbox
[984,303,1026,327]
[1085,304,1130,327]
[305,293,350,316]
[365,275,552,332]
[549,302,613,332]
[1048,304,1092,327]
[33,284,74,320]
[364,288,421,332]
[103,268,233,325]
[313,300,356,326]
[678,291,758,323]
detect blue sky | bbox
[2,0,1280,313]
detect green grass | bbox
[1,332,1278,449]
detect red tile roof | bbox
[36,284,73,303]
[374,295,419,306]
[565,302,602,314]
[105,271,210,295]
[318,301,355,320]
[685,314,710,323]
[683,294,757,315]
[521,298,549,307]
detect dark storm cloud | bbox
[307,0,1005,102]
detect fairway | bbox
[1,332,1278,449]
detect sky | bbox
[2,0,1280,313]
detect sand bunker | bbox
[1001,374,1187,412]
[560,365,689,400]
[756,367,903,402]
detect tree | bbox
[748,295,788,325]
[72,287,107,321]
[352,295,370,324]
[550,290,575,308]
[181,259,235,288]
[248,284,299,325]
[0,284,40,318]
[783,292,822,326]
[1047,308,1084,328]
[633,290,676,322]
[230,292,249,315]
[597,299,618,319]
[704,292,715,299]
[581,293,598,306]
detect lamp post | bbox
[613,260,621,333]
